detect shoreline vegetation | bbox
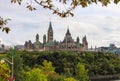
[1,50,120,81]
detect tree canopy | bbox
[10,0,120,17]
[0,61,10,81]
[24,68,47,81]
[1,0,120,33]
[1,50,120,81]
[0,17,11,33]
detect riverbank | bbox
[90,74,120,81]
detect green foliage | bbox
[47,73,64,81]
[0,54,7,59]
[6,49,24,81]
[24,68,47,81]
[21,51,120,77]
[75,63,89,81]
[40,60,64,81]
[0,61,10,80]
[40,60,55,74]
[64,77,77,81]
[14,53,24,81]
[3,50,120,81]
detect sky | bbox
[1,0,120,48]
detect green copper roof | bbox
[76,43,82,47]
[33,41,43,44]
[48,21,53,31]
[45,41,55,46]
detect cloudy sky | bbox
[1,0,120,48]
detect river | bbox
[92,79,120,81]
[90,74,120,81]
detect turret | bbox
[24,41,28,49]
[63,28,74,43]
[91,46,93,50]
[36,33,39,43]
[82,35,88,45]
[35,33,40,49]
[43,34,46,45]
[28,40,32,49]
[47,22,53,42]
[82,35,88,50]
[76,37,79,43]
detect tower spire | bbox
[66,28,71,35]
[47,21,53,42]
[76,36,79,43]
[48,21,53,31]
[43,34,46,45]
[36,33,39,42]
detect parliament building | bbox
[24,22,88,51]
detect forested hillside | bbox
[1,50,120,81]
[20,51,120,76]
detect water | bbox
[91,79,120,81]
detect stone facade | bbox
[24,22,88,51]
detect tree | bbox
[7,50,24,81]
[40,60,55,75]
[0,60,11,81]
[40,60,65,81]
[13,53,24,81]
[0,16,11,33]
[75,63,89,81]
[10,0,120,17]
[24,68,47,81]
[64,77,77,81]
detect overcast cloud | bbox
[0,0,120,48]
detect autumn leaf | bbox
[114,0,120,4]
[4,27,11,34]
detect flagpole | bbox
[11,46,14,80]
